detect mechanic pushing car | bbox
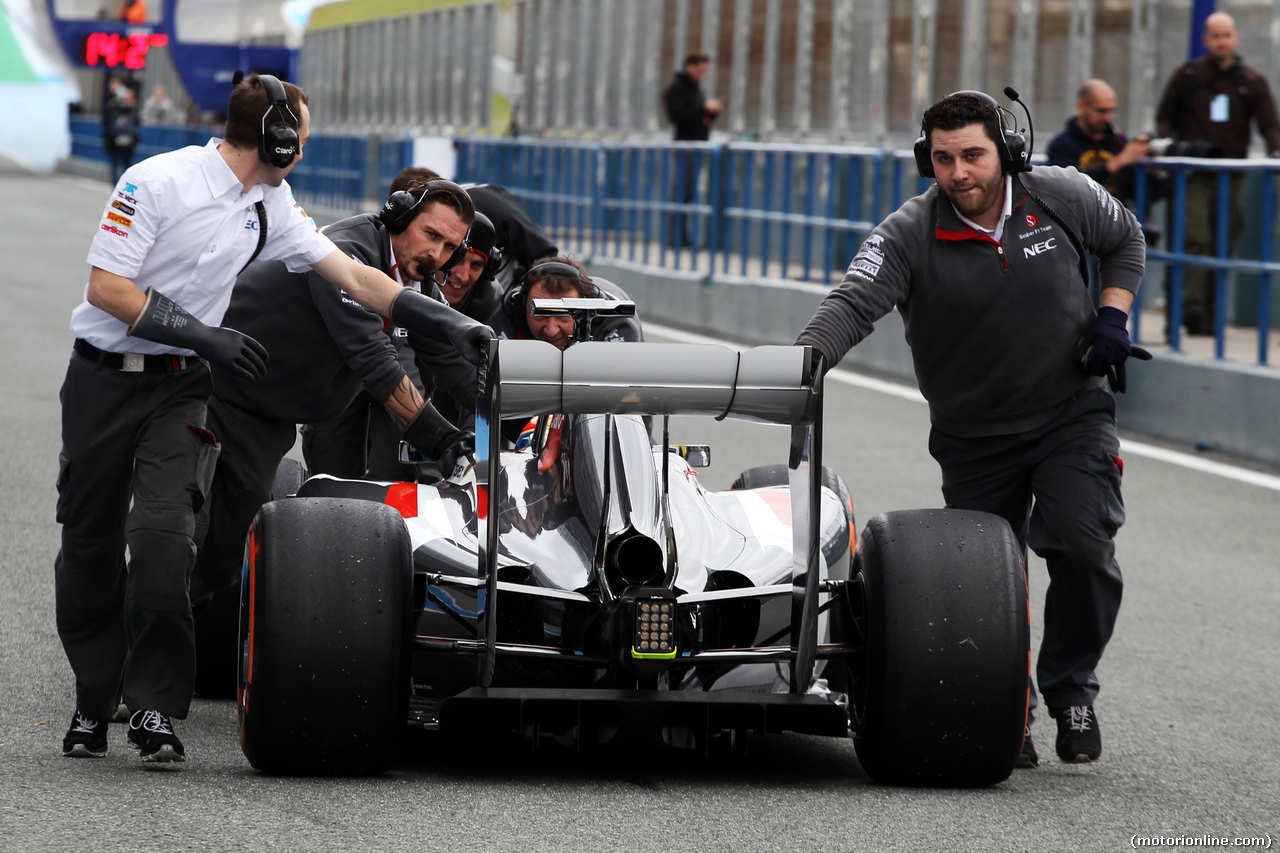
[797,90,1147,768]
[187,179,485,697]
[54,73,492,765]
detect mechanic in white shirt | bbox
[54,73,493,765]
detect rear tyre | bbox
[238,497,412,775]
[852,508,1028,787]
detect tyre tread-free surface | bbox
[238,497,412,775]
[853,508,1028,787]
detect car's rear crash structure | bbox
[236,339,1029,786]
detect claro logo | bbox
[275,147,294,155]
[1023,237,1057,258]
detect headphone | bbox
[502,261,595,324]
[379,179,472,274]
[914,90,1029,178]
[257,74,300,169]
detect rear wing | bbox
[493,339,821,425]
[474,339,827,695]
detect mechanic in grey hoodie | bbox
[797,91,1147,770]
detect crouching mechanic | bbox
[492,258,646,445]
[497,257,643,348]
[188,180,483,695]
[55,73,491,764]
[796,91,1146,768]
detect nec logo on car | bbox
[1024,237,1057,258]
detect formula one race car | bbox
[236,333,1029,787]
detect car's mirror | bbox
[667,444,710,467]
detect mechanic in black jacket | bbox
[187,181,484,693]
[440,211,507,324]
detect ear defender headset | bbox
[257,74,300,169]
[379,179,473,274]
[914,90,1030,178]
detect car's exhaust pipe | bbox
[606,528,666,586]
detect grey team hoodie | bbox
[798,165,1145,437]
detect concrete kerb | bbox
[586,257,1280,469]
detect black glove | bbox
[1073,306,1152,393]
[403,404,475,481]
[128,288,269,381]
[1074,306,1132,376]
[390,288,495,366]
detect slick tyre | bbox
[852,509,1028,787]
[238,497,412,776]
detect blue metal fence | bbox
[64,118,1280,366]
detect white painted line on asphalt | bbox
[1116,439,1280,492]
[647,322,1280,493]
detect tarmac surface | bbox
[0,168,1277,852]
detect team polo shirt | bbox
[72,138,339,355]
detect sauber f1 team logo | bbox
[1025,214,1038,227]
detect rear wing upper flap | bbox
[493,340,820,426]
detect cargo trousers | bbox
[928,387,1126,711]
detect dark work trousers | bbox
[301,390,413,481]
[928,388,1125,712]
[668,149,700,249]
[190,396,298,606]
[54,352,215,721]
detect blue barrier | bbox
[63,118,1280,366]
[1132,158,1278,365]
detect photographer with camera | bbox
[1048,79,1151,204]
[1154,11,1280,336]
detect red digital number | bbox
[83,31,159,69]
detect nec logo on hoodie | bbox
[1023,237,1057,258]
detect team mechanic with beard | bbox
[797,91,1147,769]
[187,180,485,695]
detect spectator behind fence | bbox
[1047,79,1150,204]
[116,0,145,23]
[1154,11,1280,336]
[102,82,139,184]
[663,52,722,249]
[141,84,183,126]
[1047,79,1152,303]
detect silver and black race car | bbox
[236,329,1029,787]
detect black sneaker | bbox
[127,710,185,763]
[1016,725,1039,768]
[1049,705,1102,763]
[62,710,108,757]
